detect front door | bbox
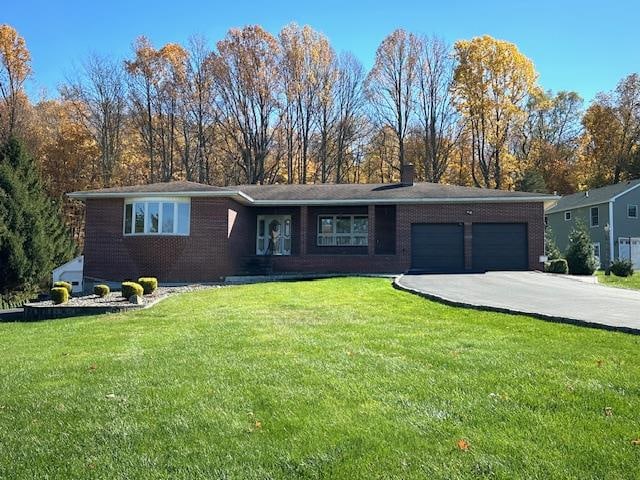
[257,215,292,255]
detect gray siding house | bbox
[545,179,640,268]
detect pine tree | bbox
[0,137,76,303]
[516,169,547,193]
[565,220,598,275]
[544,226,562,260]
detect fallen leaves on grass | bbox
[603,407,613,417]
[456,439,470,451]
[631,439,640,446]
[596,359,605,368]
[88,364,97,372]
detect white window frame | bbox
[590,207,599,228]
[317,215,368,247]
[564,211,572,221]
[628,204,638,218]
[123,197,191,236]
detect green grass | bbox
[597,270,640,290]
[1,278,639,479]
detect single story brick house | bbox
[68,166,556,287]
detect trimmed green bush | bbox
[546,258,569,274]
[610,258,634,277]
[137,277,158,295]
[121,281,144,299]
[50,287,69,304]
[53,281,72,294]
[94,284,110,297]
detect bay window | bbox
[124,199,190,235]
[317,215,368,246]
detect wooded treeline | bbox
[1,23,640,241]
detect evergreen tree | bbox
[565,220,598,275]
[516,169,547,193]
[544,226,562,260]
[0,137,76,302]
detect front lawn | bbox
[596,270,640,290]
[1,278,639,479]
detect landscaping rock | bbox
[129,294,143,305]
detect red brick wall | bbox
[83,198,545,282]
[270,202,545,273]
[84,197,237,283]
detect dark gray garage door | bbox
[411,223,464,272]
[472,223,528,271]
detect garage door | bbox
[472,223,528,271]
[411,223,464,272]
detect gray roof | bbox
[234,182,551,201]
[546,179,640,213]
[69,180,557,205]
[72,180,229,195]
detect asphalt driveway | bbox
[395,271,640,333]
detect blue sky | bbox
[5,0,639,103]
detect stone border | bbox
[22,295,167,321]
[393,274,640,336]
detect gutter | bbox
[609,200,615,264]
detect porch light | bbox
[604,223,610,233]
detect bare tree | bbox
[416,36,460,182]
[279,24,335,183]
[333,53,367,183]
[212,25,282,184]
[365,29,420,170]
[60,55,126,185]
[181,36,217,183]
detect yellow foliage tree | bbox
[0,24,31,139]
[453,35,539,189]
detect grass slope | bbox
[1,278,639,479]
[597,271,640,291]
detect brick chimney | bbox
[401,163,415,185]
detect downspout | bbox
[609,200,615,266]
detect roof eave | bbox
[67,190,556,205]
[67,190,254,204]
[250,195,558,206]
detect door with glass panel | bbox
[256,215,292,255]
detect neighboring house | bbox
[545,179,640,268]
[52,255,84,293]
[68,165,555,288]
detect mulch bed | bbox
[26,285,220,309]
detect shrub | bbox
[565,221,599,275]
[137,277,158,295]
[94,284,110,297]
[53,281,72,294]
[544,226,562,261]
[121,281,144,298]
[610,258,634,277]
[50,287,69,304]
[546,258,569,274]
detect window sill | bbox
[123,233,190,237]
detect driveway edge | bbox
[393,274,640,336]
